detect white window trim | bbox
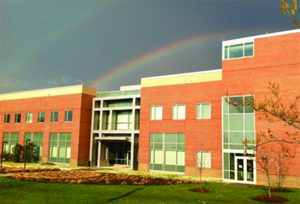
[196,103,211,119]
[151,105,163,120]
[172,104,186,120]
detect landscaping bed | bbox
[11,170,198,185]
[0,167,60,173]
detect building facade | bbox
[0,85,97,165]
[89,85,140,170]
[0,29,299,187]
[138,29,300,187]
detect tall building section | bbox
[89,85,140,170]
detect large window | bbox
[49,133,72,163]
[224,42,254,59]
[14,113,21,123]
[114,110,132,130]
[197,103,211,119]
[38,112,45,123]
[222,96,255,151]
[173,104,186,120]
[150,133,185,173]
[2,132,19,154]
[151,106,163,120]
[64,110,73,122]
[4,114,10,123]
[25,132,44,160]
[25,112,33,123]
[51,111,59,122]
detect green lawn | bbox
[0,177,299,204]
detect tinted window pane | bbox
[245,42,253,56]
[229,44,243,58]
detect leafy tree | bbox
[280,0,300,27]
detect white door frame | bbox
[234,156,256,184]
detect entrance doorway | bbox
[235,156,255,183]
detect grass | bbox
[0,177,300,204]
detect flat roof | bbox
[0,85,97,101]
[141,69,222,88]
[223,29,300,46]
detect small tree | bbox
[230,82,299,199]
[12,144,24,162]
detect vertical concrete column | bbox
[108,110,112,130]
[97,140,101,168]
[130,133,135,170]
[89,99,95,162]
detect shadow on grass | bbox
[104,186,147,203]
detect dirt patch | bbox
[11,170,198,185]
[252,195,288,203]
[189,188,211,193]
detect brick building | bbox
[138,29,300,187]
[0,29,299,187]
[0,85,96,165]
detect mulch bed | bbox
[189,187,211,193]
[0,167,60,174]
[252,195,288,203]
[10,170,198,185]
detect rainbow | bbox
[90,28,266,90]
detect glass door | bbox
[235,156,255,184]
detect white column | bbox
[130,133,135,170]
[97,140,101,168]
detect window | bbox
[25,112,33,123]
[173,104,186,120]
[222,95,255,151]
[51,111,59,122]
[49,133,72,163]
[197,103,211,119]
[224,42,254,59]
[64,110,73,122]
[4,114,10,123]
[14,113,21,123]
[151,106,163,120]
[25,132,44,160]
[150,133,185,173]
[115,110,132,130]
[196,151,211,168]
[2,132,19,154]
[38,112,45,123]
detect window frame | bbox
[196,103,211,119]
[196,151,211,168]
[223,41,254,60]
[14,113,21,123]
[151,105,163,120]
[51,111,59,122]
[38,111,45,123]
[172,104,186,120]
[25,112,33,123]
[4,114,10,123]
[64,110,73,122]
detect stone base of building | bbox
[185,167,222,180]
[257,173,300,189]
[138,163,149,172]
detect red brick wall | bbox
[139,31,300,183]
[0,93,94,165]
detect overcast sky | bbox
[0,0,296,93]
